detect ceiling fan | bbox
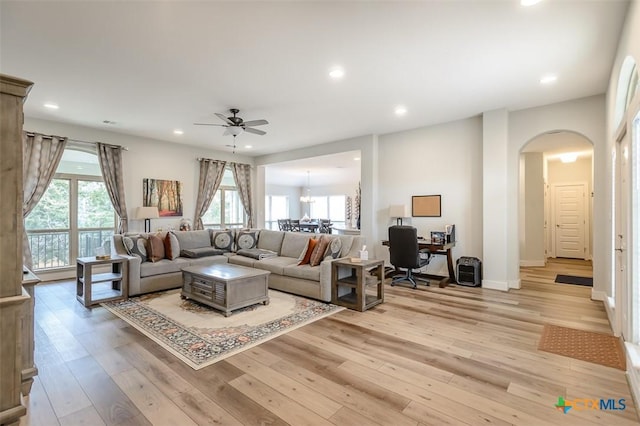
[194,108,269,137]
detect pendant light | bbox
[300,171,315,203]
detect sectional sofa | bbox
[111,228,365,302]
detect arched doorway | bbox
[518,131,594,273]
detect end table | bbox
[331,258,384,311]
[76,256,128,307]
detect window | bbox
[265,195,289,230]
[202,168,246,228]
[310,195,346,227]
[25,149,115,270]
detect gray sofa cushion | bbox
[283,264,321,281]
[280,232,312,258]
[172,230,211,250]
[228,254,256,267]
[256,229,285,254]
[180,247,225,258]
[253,256,299,275]
[140,257,190,277]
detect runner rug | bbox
[102,289,343,370]
[538,324,626,370]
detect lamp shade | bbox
[389,204,409,219]
[135,206,159,219]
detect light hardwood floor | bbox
[19,259,638,425]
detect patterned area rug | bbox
[102,289,343,370]
[538,324,626,370]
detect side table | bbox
[331,258,384,311]
[76,256,128,307]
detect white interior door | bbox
[553,183,587,259]
[615,126,630,339]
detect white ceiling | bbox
[0,1,628,164]
[266,150,361,186]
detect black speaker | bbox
[456,257,482,286]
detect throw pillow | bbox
[325,237,342,259]
[164,232,180,260]
[147,234,165,262]
[310,235,330,267]
[212,230,234,252]
[124,235,148,262]
[298,238,318,265]
[236,230,258,250]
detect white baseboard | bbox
[591,289,607,302]
[625,343,640,414]
[482,279,509,291]
[508,278,521,289]
[519,260,545,267]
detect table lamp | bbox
[136,206,159,233]
[389,204,409,226]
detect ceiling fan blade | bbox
[244,127,266,136]
[242,119,269,127]
[194,122,225,126]
[215,113,234,125]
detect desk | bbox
[381,239,457,287]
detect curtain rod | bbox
[24,132,128,151]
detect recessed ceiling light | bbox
[44,103,59,109]
[245,145,252,149]
[329,67,345,80]
[354,157,361,161]
[521,0,542,6]
[540,74,557,84]
[173,129,184,135]
[395,106,407,116]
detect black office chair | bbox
[388,225,432,288]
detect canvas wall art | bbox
[143,178,183,217]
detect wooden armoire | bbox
[0,74,35,426]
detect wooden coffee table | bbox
[181,264,270,317]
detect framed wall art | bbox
[143,178,183,217]
[412,195,441,217]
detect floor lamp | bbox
[136,206,159,233]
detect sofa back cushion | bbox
[256,229,285,254]
[280,232,313,258]
[172,230,211,250]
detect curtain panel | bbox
[231,162,253,228]
[97,143,129,233]
[22,132,68,268]
[194,159,226,230]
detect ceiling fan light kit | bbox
[194,108,268,147]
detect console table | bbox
[381,239,457,287]
[331,258,384,311]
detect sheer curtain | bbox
[231,162,253,228]
[22,132,67,268]
[194,159,226,230]
[97,143,129,233]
